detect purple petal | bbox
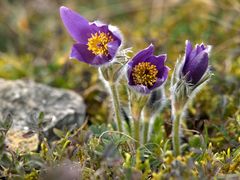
[188,51,208,72]
[200,43,206,50]
[128,44,154,68]
[129,84,151,94]
[145,54,167,71]
[186,51,209,84]
[182,40,192,72]
[185,40,193,58]
[127,65,134,85]
[60,6,92,43]
[91,55,112,66]
[108,41,120,58]
[108,25,122,46]
[183,45,201,74]
[188,48,198,62]
[150,66,169,90]
[182,41,211,84]
[187,51,208,84]
[70,43,95,63]
[70,43,111,66]
[89,22,109,33]
[196,44,204,54]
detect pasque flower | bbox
[60,6,122,66]
[181,40,211,84]
[171,40,212,156]
[127,45,169,94]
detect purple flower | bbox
[127,45,169,94]
[59,6,122,66]
[181,40,211,84]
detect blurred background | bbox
[0,0,239,146]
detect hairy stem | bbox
[172,111,181,156]
[110,84,123,132]
[134,119,140,148]
[143,120,149,144]
[131,95,148,148]
[132,105,141,148]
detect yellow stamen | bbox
[87,32,113,56]
[132,62,158,87]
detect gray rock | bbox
[0,79,86,140]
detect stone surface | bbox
[0,78,86,141]
[5,129,39,153]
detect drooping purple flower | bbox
[181,40,211,84]
[59,6,122,66]
[127,45,170,94]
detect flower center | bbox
[132,62,158,87]
[87,32,113,56]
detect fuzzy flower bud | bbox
[181,40,211,84]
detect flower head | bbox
[60,6,122,66]
[127,45,169,94]
[181,40,211,84]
